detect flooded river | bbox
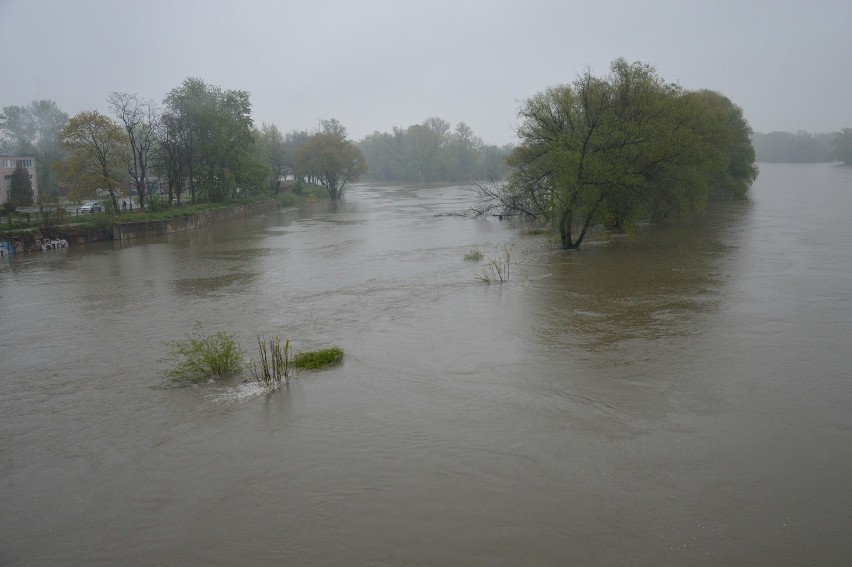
[2,163,851,565]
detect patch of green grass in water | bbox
[293,347,344,370]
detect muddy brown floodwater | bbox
[2,163,852,565]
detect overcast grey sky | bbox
[1,0,850,145]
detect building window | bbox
[2,159,33,168]
[3,175,12,181]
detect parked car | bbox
[80,201,104,214]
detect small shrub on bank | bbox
[279,193,301,207]
[146,196,164,212]
[82,214,115,238]
[163,323,243,383]
[281,182,327,202]
[293,347,344,370]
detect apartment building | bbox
[1,153,39,205]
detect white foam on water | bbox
[208,381,266,403]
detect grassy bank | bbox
[90,182,326,225]
[1,183,327,249]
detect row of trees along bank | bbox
[2,82,510,214]
[472,59,759,250]
[1,79,371,214]
[4,61,781,254]
[752,130,838,163]
[357,118,511,183]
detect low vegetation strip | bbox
[162,325,345,390]
[293,347,344,370]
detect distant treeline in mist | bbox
[357,118,511,183]
[752,131,837,163]
[1,89,511,208]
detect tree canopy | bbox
[254,123,289,194]
[752,130,836,163]
[161,78,258,203]
[58,110,129,211]
[832,129,852,165]
[358,118,510,183]
[293,119,367,200]
[108,92,159,209]
[475,59,758,249]
[7,165,34,210]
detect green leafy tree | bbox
[358,128,407,181]
[319,118,348,140]
[404,118,449,182]
[255,123,288,194]
[445,122,481,181]
[161,78,256,203]
[753,131,836,163]
[207,88,256,201]
[832,128,852,165]
[685,90,758,200]
[476,143,512,180]
[7,165,34,210]
[293,119,367,200]
[285,129,310,160]
[154,110,186,206]
[476,59,757,249]
[59,110,129,212]
[358,119,508,183]
[160,84,202,204]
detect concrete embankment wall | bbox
[114,200,277,240]
[2,226,111,253]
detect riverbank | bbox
[114,199,278,240]
[0,198,284,253]
[0,223,112,253]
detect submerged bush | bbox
[293,347,344,370]
[476,243,512,284]
[463,249,483,261]
[521,226,549,236]
[163,323,243,383]
[250,336,296,389]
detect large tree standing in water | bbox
[476,59,757,249]
[293,119,367,201]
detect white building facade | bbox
[1,153,38,205]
